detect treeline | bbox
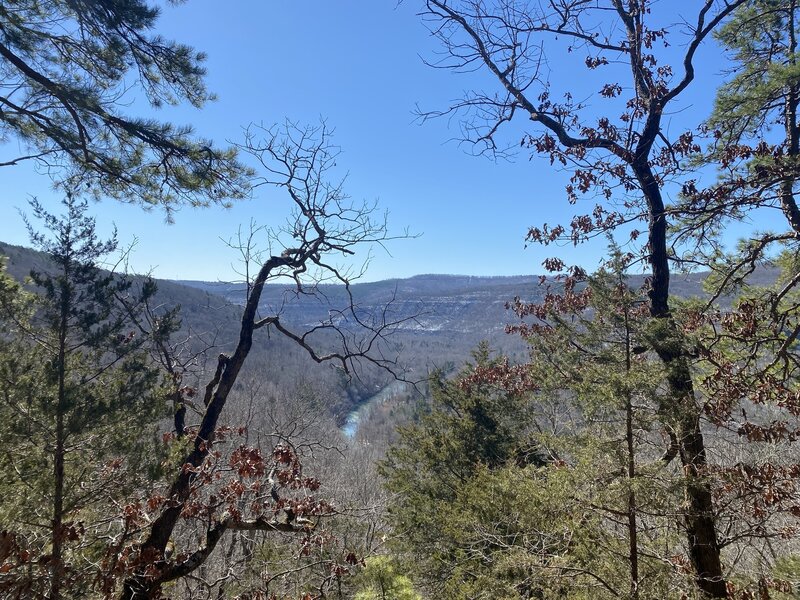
[4,1,800,599]
[378,1,800,596]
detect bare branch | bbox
[119,122,412,599]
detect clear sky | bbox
[0,1,745,282]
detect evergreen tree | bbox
[382,257,694,599]
[354,556,421,600]
[380,343,547,597]
[675,0,800,268]
[711,0,799,151]
[0,0,250,212]
[507,258,683,599]
[0,196,168,599]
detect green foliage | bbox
[710,0,800,141]
[379,344,550,597]
[381,257,696,598]
[771,555,800,597]
[354,556,421,600]
[677,0,800,276]
[515,263,686,598]
[0,197,170,596]
[0,0,251,211]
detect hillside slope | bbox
[0,242,363,419]
[5,241,777,424]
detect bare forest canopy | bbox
[6,1,800,599]
[6,239,764,369]
[3,238,780,414]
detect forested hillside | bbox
[0,240,376,421]
[1,241,538,422]
[4,1,800,599]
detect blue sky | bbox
[0,1,745,282]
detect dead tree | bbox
[118,122,410,600]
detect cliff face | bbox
[177,274,541,333]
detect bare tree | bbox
[116,122,411,600]
[415,1,748,596]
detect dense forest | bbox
[3,1,800,598]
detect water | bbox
[341,380,409,438]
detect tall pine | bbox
[0,197,169,598]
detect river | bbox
[341,380,409,438]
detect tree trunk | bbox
[659,347,726,597]
[781,0,800,234]
[635,157,726,597]
[120,257,282,600]
[50,282,70,600]
[623,300,639,600]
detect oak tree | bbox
[416,1,750,594]
[114,122,411,600]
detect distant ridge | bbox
[0,240,784,423]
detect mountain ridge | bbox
[0,239,782,424]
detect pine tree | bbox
[0,0,250,212]
[0,196,169,599]
[675,0,800,267]
[354,556,421,600]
